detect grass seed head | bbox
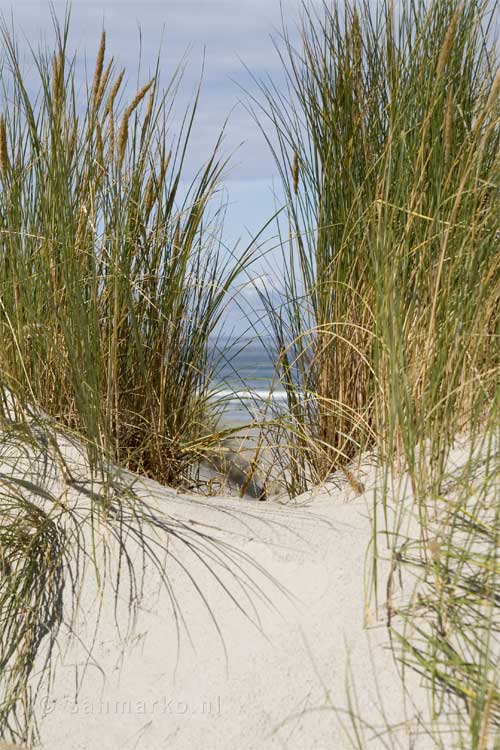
[95,57,114,113]
[0,114,10,178]
[52,51,64,119]
[105,68,125,117]
[292,150,299,195]
[436,4,463,78]
[118,79,154,169]
[125,79,155,119]
[91,31,106,109]
[117,114,128,169]
[352,10,362,72]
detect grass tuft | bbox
[251,0,499,743]
[0,13,250,487]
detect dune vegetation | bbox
[0,10,255,489]
[0,9,254,741]
[253,0,499,744]
[0,0,498,747]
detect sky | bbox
[0,0,322,333]
[2,1,498,336]
[0,0,316,247]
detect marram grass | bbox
[0,12,251,488]
[252,0,499,745]
[0,1,498,748]
[0,12,255,745]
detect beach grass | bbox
[0,10,252,488]
[0,12,254,744]
[252,0,499,744]
[0,1,498,747]
[253,0,498,490]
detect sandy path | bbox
[1,434,434,749]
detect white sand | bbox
[2,427,488,749]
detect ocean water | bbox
[209,337,288,422]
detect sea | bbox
[209,337,288,423]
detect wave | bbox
[211,389,289,402]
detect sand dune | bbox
[2,429,478,749]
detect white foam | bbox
[212,389,289,402]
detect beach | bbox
[3,424,494,749]
[0,1,498,746]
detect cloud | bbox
[4,0,304,172]
[1,0,321,253]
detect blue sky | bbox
[0,0,315,247]
[0,0,320,333]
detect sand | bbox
[1,425,489,749]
